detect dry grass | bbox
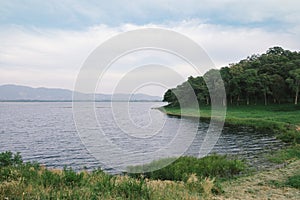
[146,178,200,200]
[216,160,300,200]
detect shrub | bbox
[0,151,22,167]
[128,154,246,181]
[41,169,61,188]
[62,167,84,187]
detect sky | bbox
[1,0,300,96]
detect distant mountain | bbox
[0,84,162,101]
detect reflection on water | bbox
[0,102,284,173]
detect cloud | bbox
[171,21,300,66]
[1,0,300,30]
[0,20,299,96]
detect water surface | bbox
[0,102,284,172]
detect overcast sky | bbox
[1,0,300,96]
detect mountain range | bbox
[0,84,162,102]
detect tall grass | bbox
[1,152,246,199]
[128,155,246,181]
[0,151,151,199]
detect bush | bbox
[62,167,84,187]
[128,154,246,181]
[0,151,22,167]
[41,169,61,188]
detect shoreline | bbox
[1,147,299,199]
[1,105,299,199]
[156,105,300,144]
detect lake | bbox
[0,102,284,173]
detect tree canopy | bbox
[163,47,300,106]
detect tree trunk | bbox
[230,96,233,105]
[264,91,267,106]
[237,96,240,106]
[246,96,249,105]
[223,98,226,106]
[295,86,299,105]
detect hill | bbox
[0,84,162,102]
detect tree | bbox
[259,73,271,105]
[270,74,286,104]
[286,69,300,105]
[162,46,300,107]
[241,69,260,105]
[220,67,233,104]
[188,76,209,105]
[266,46,285,56]
[229,65,244,105]
[203,69,226,106]
[163,89,175,104]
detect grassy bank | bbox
[160,104,300,144]
[218,145,300,199]
[218,159,300,200]
[0,152,245,200]
[1,150,299,199]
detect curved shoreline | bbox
[156,105,300,144]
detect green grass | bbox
[0,152,151,199]
[128,154,247,195]
[285,173,300,189]
[268,145,300,164]
[1,152,246,199]
[160,104,300,144]
[162,104,300,126]
[128,155,246,181]
[267,172,300,189]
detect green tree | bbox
[162,46,300,107]
[220,67,233,104]
[258,73,271,105]
[241,69,260,105]
[229,65,244,105]
[270,74,286,104]
[203,69,226,106]
[286,69,300,105]
[163,89,177,105]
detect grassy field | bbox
[161,104,300,126]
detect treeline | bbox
[163,47,300,106]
